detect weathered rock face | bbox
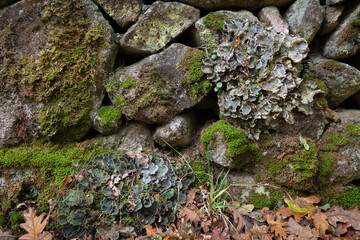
[284,0,325,43]
[322,1,360,59]
[318,5,345,36]
[153,112,197,147]
[94,0,142,28]
[162,0,296,10]
[120,1,200,55]
[0,0,118,147]
[317,109,360,186]
[106,43,212,124]
[326,0,347,6]
[258,6,289,34]
[191,10,259,49]
[304,55,360,108]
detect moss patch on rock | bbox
[338,187,360,209]
[97,106,122,128]
[338,13,360,44]
[249,189,283,210]
[202,12,225,31]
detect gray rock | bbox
[326,0,347,5]
[162,0,296,10]
[92,106,122,135]
[284,0,325,43]
[120,1,200,55]
[318,109,360,185]
[191,10,259,48]
[0,0,117,147]
[101,122,154,152]
[106,43,212,124]
[322,1,360,59]
[258,6,289,34]
[304,55,360,108]
[318,5,345,36]
[153,112,197,147]
[94,0,141,28]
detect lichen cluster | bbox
[202,20,323,138]
[58,153,194,239]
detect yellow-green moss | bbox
[190,161,209,188]
[318,152,336,184]
[97,106,122,128]
[321,133,349,151]
[268,161,287,175]
[201,120,258,161]
[202,12,225,31]
[347,124,360,136]
[338,187,360,209]
[10,211,23,230]
[249,189,283,210]
[121,77,136,88]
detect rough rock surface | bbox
[0,0,17,8]
[94,0,141,28]
[326,0,347,6]
[191,10,259,48]
[322,1,360,59]
[318,5,345,36]
[101,122,154,152]
[120,1,200,55]
[106,43,212,124]
[0,0,117,147]
[162,0,296,10]
[284,0,325,43]
[258,6,289,34]
[153,112,197,147]
[318,109,360,185]
[304,55,360,108]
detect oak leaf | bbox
[178,206,201,228]
[145,224,163,237]
[250,224,271,240]
[284,217,303,236]
[19,208,52,240]
[326,205,360,231]
[312,211,329,236]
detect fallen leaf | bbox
[271,222,287,239]
[228,207,245,232]
[326,205,360,230]
[0,227,16,240]
[312,211,329,236]
[284,217,303,236]
[295,226,316,240]
[97,222,136,239]
[145,225,163,237]
[277,207,306,222]
[60,176,72,195]
[210,228,226,240]
[178,206,201,228]
[185,188,197,207]
[334,222,351,237]
[19,208,52,240]
[250,224,271,240]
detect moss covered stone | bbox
[201,120,258,168]
[202,12,225,31]
[96,106,122,128]
[321,133,349,151]
[318,152,336,184]
[338,187,360,209]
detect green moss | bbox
[338,14,360,44]
[190,161,209,188]
[318,152,336,184]
[324,60,346,71]
[10,211,24,230]
[179,48,212,102]
[0,0,110,139]
[0,214,5,227]
[268,161,287,175]
[203,12,225,31]
[97,106,122,128]
[347,124,360,136]
[121,77,136,88]
[249,189,283,210]
[338,187,360,209]
[201,120,258,161]
[321,133,349,151]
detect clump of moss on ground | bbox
[338,187,360,209]
[249,189,283,210]
[201,120,258,161]
[190,161,209,188]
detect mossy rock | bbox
[93,106,122,135]
[200,120,259,169]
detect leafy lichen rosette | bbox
[202,20,324,139]
[58,153,194,239]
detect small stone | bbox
[92,106,122,135]
[258,6,289,34]
[318,5,345,36]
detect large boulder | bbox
[120,1,200,55]
[284,0,325,44]
[318,5,345,36]
[162,0,296,10]
[93,0,142,28]
[258,6,289,34]
[191,10,259,49]
[304,55,360,108]
[0,0,118,147]
[106,43,212,124]
[322,1,360,59]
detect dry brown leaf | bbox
[293,196,321,208]
[334,222,351,237]
[295,226,316,240]
[185,188,197,207]
[326,205,360,230]
[178,206,201,228]
[0,227,16,240]
[59,176,72,195]
[270,222,287,239]
[228,207,246,232]
[284,217,303,236]
[19,208,52,240]
[250,224,271,240]
[209,228,226,240]
[145,225,163,237]
[312,211,329,236]
[277,207,307,221]
[97,222,136,239]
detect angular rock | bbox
[106,43,212,124]
[153,112,197,147]
[0,0,118,147]
[94,0,141,28]
[258,6,289,34]
[318,5,345,36]
[284,0,325,43]
[92,106,122,135]
[101,122,154,152]
[191,10,259,48]
[120,1,200,55]
[304,55,360,108]
[326,0,347,5]
[322,1,360,59]
[317,109,360,186]
[162,0,296,10]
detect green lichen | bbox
[0,0,110,139]
[338,187,360,209]
[202,12,225,31]
[97,106,122,128]
[321,133,349,151]
[249,189,283,210]
[318,152,336,184]
[201,120,258,161]
[179,48,212,102]
[190,161,209,188]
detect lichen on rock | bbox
[202,20,324,139]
